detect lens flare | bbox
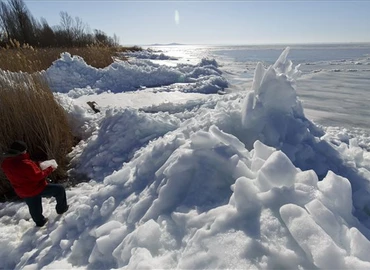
[175,10,180,25]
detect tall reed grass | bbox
[0,71,74,200]
[0,42,141,73]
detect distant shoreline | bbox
[148,43,185,46]
[141,42,370,49]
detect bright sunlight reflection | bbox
[175,10,180,25]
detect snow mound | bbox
[54,93,99,139]
[44,53,227,94]
[69,107,181,181]
[237,47,370,224]
[7,129,369,269]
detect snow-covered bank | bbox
[45,53,227,95]
[2,47,370,269]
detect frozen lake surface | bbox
[145,44,370,130]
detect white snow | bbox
[39,160,58,170]
[44,52,227,94]
[2,44,370,269]
[124,49,178,60]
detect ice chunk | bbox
[209,125,246,151]
[256,151,297,192]
[125,248,154,270]
[241,47,306,149]
[294,170,318,188]
[252,140,275,161]
[49,225,66,244]
[273,47,291,73]
[233,159,255,179]
[280,204,346,269]
[60,239,71,250]
[317,171,353,221]
[93,220,122,238]
[349,227,370,262]
[305,199,345,248]
[89,226,128,265]
[251,157,265,172]
[190,130,219,150]
[258,67,297,113]
[241,91,255,128]
[252,62,266,94]
[96,235,114,254]
[113,220,161,267]
[100,197,116,217]
[233,177,261,215]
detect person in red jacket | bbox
[1,141,69,227]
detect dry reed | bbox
[0,43,141,73]
[0,71,74,200]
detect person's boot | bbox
[36,217,48,227]
[57,205,69,215]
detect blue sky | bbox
[23,0,370,45]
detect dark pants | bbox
[24,184,68,226]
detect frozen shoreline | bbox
[2,45,370,269]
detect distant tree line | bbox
[0,0,119,48]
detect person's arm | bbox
[20,160,54,182]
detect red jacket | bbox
[1,153,54,198]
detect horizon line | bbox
[125,41,370,47]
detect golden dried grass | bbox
[0,43,141,73]
[0,71,74,200]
